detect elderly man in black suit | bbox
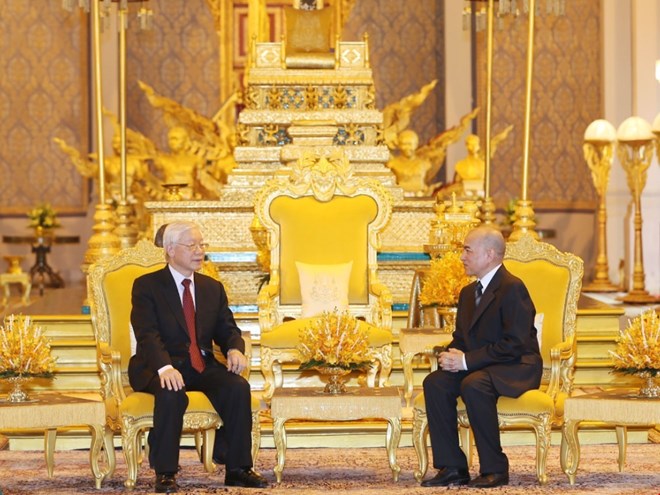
[129,221,267,493]
[421,226,542,489]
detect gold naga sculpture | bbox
[383,80,480,197]
[53,112,161,208]
[138,80,239,191]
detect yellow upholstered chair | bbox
[87,240,261,489]
[412,233,583,484]
[254,152,394,400]
[283,1,337,69]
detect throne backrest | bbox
[503,234,583,368]
[87,240,165,372]
[254,152,392,318]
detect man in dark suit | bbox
[421,226,542,489]
[129,221,267,493]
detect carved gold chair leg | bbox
[195,431,203,462]
[412,406,429,482]
[200,428,217,473]
[103,428,117,478]
[532,416,552,485]
[251,409,262,465]
[121,425,142,489]
[459,426,473,467]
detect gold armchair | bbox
[88,240,261,489]
[412,233,583,484]
[254,152,394,400]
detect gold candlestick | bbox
[509,0,539,241]
[114,4,138,249]
[616,116,656,304]
[82,0,120,273]
[582,119,619,292]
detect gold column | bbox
[82,0,121,273]
[509,0,539,241]
[481,0,497,225]
[582,119,619,292]
[616,116,656,304]
[114,4,139,249]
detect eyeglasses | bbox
[176,242,209,251]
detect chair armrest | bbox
[257,281,280,333]
[546,334,576,400]
[369,280,393,330]
[98,342,127,404]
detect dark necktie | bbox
[182,278,205,373]
[475,281,483,307]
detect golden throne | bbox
[283,0,336,69]
[87,240,261,488]
[411,233,583,485]
[254,151,394,400]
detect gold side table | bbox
[561,390,660,484]
[0,392,110,488]
[270,387,402,482]
[399,328,453,406]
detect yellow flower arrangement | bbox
[298,310,374,370]
[609,310,660,377]
[0,315,57,378]
[419,251,474,307]
[27,203,60,229]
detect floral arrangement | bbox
[609,310,660,377]
[27,203,60,229]
[298,310,374,371]
[419,251,474,307]
[0,315,56,378]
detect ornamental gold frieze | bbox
[239,109,383,125]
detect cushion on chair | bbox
[415,390,554,418]
[260,317,391,348]
[296,261,353,317]
[534,312,544,353]
[120,391,217,419]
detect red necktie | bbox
[182,278,205,373]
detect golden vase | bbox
[314,366,352,394]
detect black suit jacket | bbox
[450,265,543,397]
[128,266,245,392]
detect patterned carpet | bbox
[0,444,658,494]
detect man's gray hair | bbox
[472,226,506,260]
[162,221,199,250]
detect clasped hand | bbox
[439,348,466,373]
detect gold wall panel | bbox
[0,1,90,215]
[126,0,221,152]
[342,0,446,172]
[475,0,601,211]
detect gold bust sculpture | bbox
[453,134,485,196]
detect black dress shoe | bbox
[468,472,509,488]
[225,468,268,488]
[420,467,470,487]
[212,453,226,465]
[155,473,178,493]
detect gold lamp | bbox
[582,119,619,292]
[616,116,656,304]
[653,112,660,162]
